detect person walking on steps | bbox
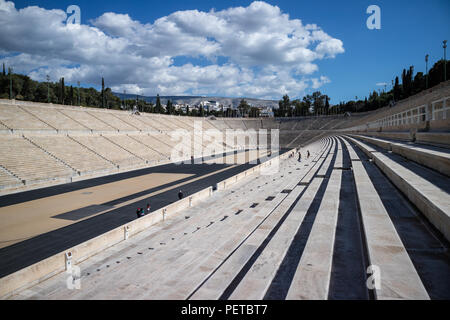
[298,152,302,163]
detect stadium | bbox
[0,79,448,300]
[0,0,449,307]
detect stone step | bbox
[342,137,429,300]
[13,152,307,299]
[346,136,450,244]
[189,140,332,300]
[151,159,324,299]
[285,139,342,300]
[351,134,450,177]
[227,138,337,300]
[9,135,449,300]
[357,131,412,142]
[416,132,450,148]
[66,156,309,299]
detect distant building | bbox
[259,106,274,117]
[200,100,221,111]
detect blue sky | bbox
[4,0,450,103]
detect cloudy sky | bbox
[0,0,448,102]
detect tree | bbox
[8,67,12,99]
[325,96,330,114]
[22,76,36,101]
[103,87,119,109]
[393,76,400,101]
[60,77,65,105]
[400,66,414,98]
[155,94,163,113]
[278,95,291,117]
[311,91,325,115]
[166,100,174,114]
[249,107,260,118]
[2,63,5,76]
[292,99,308,117]
[34,83,48,102]
[101,77,105,108]
[69,86,74,105]
[0,70,122,108]
[401,69,408,98]
[302,94,313,114]
[428,59,450,88]
[238,99,251,117]
[413,72,425,94]
[409,66,414,94]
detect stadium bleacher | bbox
[0,81,449,300]
[6,131,449,300]
[0,79,449,195]
[0,102,279,194]
[0,135,74,186]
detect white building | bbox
[200,100,221,111]
[258,106,274,117]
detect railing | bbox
[431,97,450,121]
[351,96,449,131]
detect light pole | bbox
[425,54,429,89]
[443,40,447,82]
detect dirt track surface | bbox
[0,149,282,278]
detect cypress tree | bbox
[61,77,65,105]
[2,63,5,76]
[155,94,162,113]
[408,66,414,96]
[166,100,173,114]
[69,86,74,105]
[101,77,105,108]
[401,69,406,98]
[8,67,12,99]
[393,76,400,101]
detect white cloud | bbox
[311,76,331,89]
[0,0,344,99]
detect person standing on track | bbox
[178,190,184,200]
[146,203,151,214]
